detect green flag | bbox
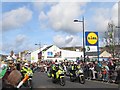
[0,67,7,79]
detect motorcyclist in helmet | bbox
[70,62,77,76]
[20,63,33,79]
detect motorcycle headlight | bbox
[28,73,33,76]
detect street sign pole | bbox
[97,33,99,63]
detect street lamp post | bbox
[74,17,85,62]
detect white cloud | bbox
[2,6,32,31]
[91,2,119,33]
[53,34,82,47]
[33,2,57,12]
[1,34,36,54]
[39,11,48,21]
[39,2,86,34]
[111,2,118,26]
[91,8,110,32]
[15,34,27,45]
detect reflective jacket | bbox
[21,67,33,77]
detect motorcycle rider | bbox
[70,62,77,76]
[51,62,59,79]
[21,63,33,79]
[51,62,63,78]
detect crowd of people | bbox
[0,56,120,89]
[0,57,34,89]
[39,59,120,84]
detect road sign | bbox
[87,46,90,51]
[85,46,97,52]
[85,32,98,46]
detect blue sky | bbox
[1,1,119,54]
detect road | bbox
[32,72,118,88]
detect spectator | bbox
[102,67,107,81]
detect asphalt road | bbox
[32,72,118,88]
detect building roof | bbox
[99,50,112,58]
[86,50,112,58]
[42,45,53,52]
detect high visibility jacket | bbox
[21,67,33,77]
[72,65,75,70]
[52,65,56,71]
[77,65,81,70]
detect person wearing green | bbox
[0,66,7,79]
[0,61,8,79]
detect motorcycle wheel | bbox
[70,76,75,82]
[27,80,33,89]
[52,77,56,83]
[79,76,85,84]
[60,77,65,86]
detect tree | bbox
[104,21,117,58]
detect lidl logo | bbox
[85,32,98,46]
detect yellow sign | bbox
[87,32,98,45]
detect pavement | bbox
[0,71,118,89]
[32,72,118,88]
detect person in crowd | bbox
[94,61,101,80]
[2,57,22,89]
[83,62,90,79]
[102,66,107,82]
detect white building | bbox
[31,45,48,63]
[31,45,83,62]
[61,50,83,61]
[31,49,40,63]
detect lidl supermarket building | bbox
[31,45,83,62]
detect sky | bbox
[0,0,119,55]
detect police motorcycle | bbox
[20,63,33,89]
[77,68,85,84]
[48,63,65,86]
[69,63,85,84]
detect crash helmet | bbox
[24,63,29,68]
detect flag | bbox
[0,67,7,79]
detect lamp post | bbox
[74,17,85,62]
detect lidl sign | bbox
[85,32,98,46]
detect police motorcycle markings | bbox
[60,76,64,78]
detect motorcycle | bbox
[19,67,33,89]
[70,68,85,84]
[51,69,65,86]
[25,72,33,88]
[17,72,33,89]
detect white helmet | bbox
[24,63,29,66]
[55,62,59,67]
